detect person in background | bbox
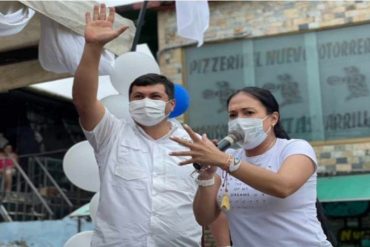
[72,3,206,246]
[170,87,333,246]
[0,143,17,193]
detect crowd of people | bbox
[68,3,336,246]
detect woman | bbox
[170,87,333,246]
[0,144,17,193]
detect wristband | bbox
[228,157,241,173]
[196,176,215,187]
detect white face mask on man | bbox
[228,116,271,150]
[129,98,169,126]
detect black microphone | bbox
[193,131,244,171]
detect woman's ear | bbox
[271,112,279,127]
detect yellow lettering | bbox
[353,231,364,240]
[340,230,352,241]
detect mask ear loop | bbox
[262,115,274,134]
[166,99,175,118]
[266,112,280,136]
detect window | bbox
[185,24,370,141]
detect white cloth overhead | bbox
[175,0,209,47]
[21,0,135,56]
[38,16,115,75]
[0,2,35,36]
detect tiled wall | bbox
[158,1,370,51]
[314,141,370,174]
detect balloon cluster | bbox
[63,51,190,246]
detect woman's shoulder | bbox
[277,138,312,148]
[277,138,316,159]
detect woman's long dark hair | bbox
[316,200,338,246]
[227,86,337,246]
[226,87,290,139]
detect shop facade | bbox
[156,1,370,246]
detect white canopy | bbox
[0,1,135,92]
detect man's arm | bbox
[209,212,231,247]
[73,4,128,131]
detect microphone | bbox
[216,131,244,151]
[193,131,244,171]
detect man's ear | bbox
[170,99,176,112]
[166,99,176,115]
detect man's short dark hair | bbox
[128,73,175,99]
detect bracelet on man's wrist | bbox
[196,176,215,187]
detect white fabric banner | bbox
[0,2,35,36]
[38,16,115,75]
[21,0,135,56]
[175,0,209,47]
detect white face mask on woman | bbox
[129,98,169,126]
[228,116,271,150]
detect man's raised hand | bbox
[84,3,128,46]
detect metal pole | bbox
[34,157,73,208]
[11,157,54,217]
[130,0,149,51]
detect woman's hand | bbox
[170,124,229,169]
[85,4,128,46]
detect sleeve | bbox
[280,139,318,171]
[80,108,122,153]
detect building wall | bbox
[157,0,370,175]
[157,2,370,246]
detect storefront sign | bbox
[185,24,370,141]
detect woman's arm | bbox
[170,124,316,199]
[229,154,315,198]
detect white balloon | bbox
[110,51,160,95]
[89,192,100,224]
[64,231,94,247]
[63,141,100,192]
[101,94,131,121]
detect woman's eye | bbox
[244,111,254,116]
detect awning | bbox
[0,1,136,92]
[19,1,135,56]
[318,174,370,202]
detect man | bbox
[72,4,201,246]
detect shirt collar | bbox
[134,119,179,141]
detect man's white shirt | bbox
[82,109,201,247]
